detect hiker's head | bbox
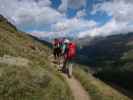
[63,37,66,40]
[64,39,70,44]
[54,38,58,41]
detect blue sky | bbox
[0,0,133,39]
[51,0,111,25]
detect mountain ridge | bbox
[76,32,133,97]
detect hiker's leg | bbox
[54,48,57,60]
[58,51,63,70]
[68,62,73,78]
[60,55,64,69]
[59,54,63,69]
[57,48,61,64]
[58,48,62,64]
[62,58,67,72]
[53,49,56,59]
[58,52,64,70]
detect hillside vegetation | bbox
[73,65,131,100]
[0,15,73,100]
[78,33,133,95]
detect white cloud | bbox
[68,0,86,9]
[76,9,86,18]
[29,31,53,38]
[77,0,133,38]
[52,18,97,33]
[29,17,97,39]
[0,0,97,39]
[14,7,63,30]
[30,31,68,41]
[58,0,68,13]
[34,0,51,7]
[1,0,133,39]
[0,0,63,30]
[78,18,133,38]
[58,0,86,12]
[92,0,133,23]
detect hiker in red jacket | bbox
[61,39,76,78]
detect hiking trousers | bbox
[62,59,73,78]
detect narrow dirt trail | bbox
[62,74,91,100]
[49,55,91,100]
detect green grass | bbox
[0,63,73,100]
[0,16,73,100]
[73,65,131,100]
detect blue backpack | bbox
[62,43,68,54]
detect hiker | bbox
[61,38,68,56]
[61,39,76,78]
[52,38,61,60]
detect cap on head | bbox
[64,39,70,43]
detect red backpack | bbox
[67,42,76,59]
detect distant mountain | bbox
[77,33,133,95]
[75,36,106,47]
[78,33,133,66]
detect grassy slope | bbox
[73,65,131,100]
[77,34,133,93]
[0,16,73,100]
